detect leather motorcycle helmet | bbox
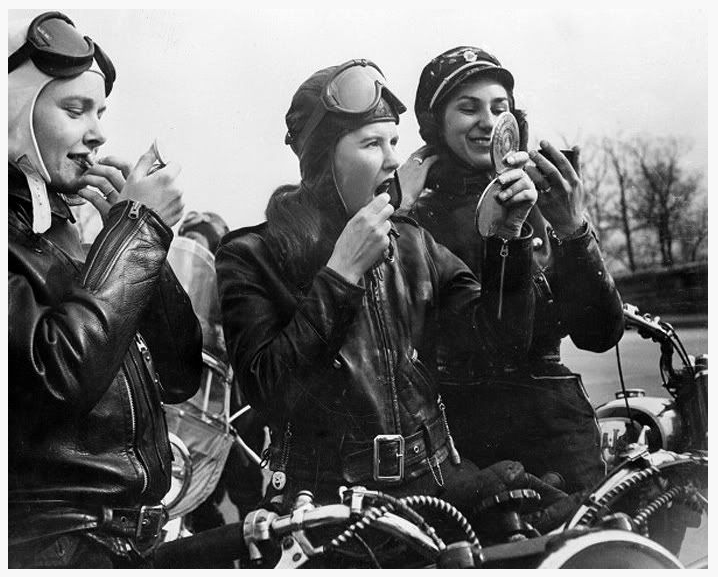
[178,211,230,255]
[8,11,115,233]
[285,60,405,191]
[414,46,528,152]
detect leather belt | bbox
[342,414,448,484]
[100,504,168,542]
[8,500,167,544]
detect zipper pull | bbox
[497,238,509,320]
[438,395,461,465]
[128,201,142,220]
[259,447,271,469]
[385,228,399,263]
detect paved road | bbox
[562,326,708,407]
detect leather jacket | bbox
[8,169,202,542]
[414,157,624,378]
[216,212,535,486]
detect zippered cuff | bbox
[83,201,172,291]
[109,200,174,250]
[549,221,598,262]
[483,222,534,293]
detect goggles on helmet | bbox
[8,11,116,95]
[286,59,406,156]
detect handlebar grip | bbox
[623,304,671,341]
[153,521,248,568]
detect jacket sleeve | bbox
[9,201,199,414]
[547,224,624,352]
[215,238,365,416]
[138,261,203,404]
[423,225,536,363]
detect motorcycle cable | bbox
[614,342,638,437]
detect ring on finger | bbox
[538,183,552,194]
[412,157,424,165]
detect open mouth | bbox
[68,152,96,171]
[374,178,394,197]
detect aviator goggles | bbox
[8,11,116,95]
[286,59,406,156]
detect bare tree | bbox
[630,137,702,267]
[675,195,708,262]
[578,138,610,244]
[602,138,639,272]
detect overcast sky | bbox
[9,2,709,231]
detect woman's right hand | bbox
[492,151,538,239]
[326,192,394,284]
[396,145,439,211]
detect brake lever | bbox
[275,532,312,569]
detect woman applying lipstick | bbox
[402,46,624,493]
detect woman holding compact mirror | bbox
[216,59,585,535]
[401,46,624,493]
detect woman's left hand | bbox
[525,140,584,238]
[76,156,132,222]
[396,145,439,211]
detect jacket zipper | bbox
[135,334,170,475]
[83,201,145,289]
[122,356,149,494]
[367,266,402,435]
[496,238,509,320]
[128,343,167,478]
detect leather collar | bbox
[8,165,75,223]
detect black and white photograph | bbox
[7,2,709,569]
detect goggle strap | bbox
[8,42,34,74]
[291,100,327,156]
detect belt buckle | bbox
[373,434,405,483]
[136,504,167,541]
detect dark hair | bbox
[263,179,345,290]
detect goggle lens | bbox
[324,64,386,113]
[9,12,114,94]
[28,16,93,60]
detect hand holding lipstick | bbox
[78,140,184,227]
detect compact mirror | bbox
[475,111,520,238]
[490,111,520,175]
[474,178,505,237]
[148,137,168,175]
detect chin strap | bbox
[16,155,52,233]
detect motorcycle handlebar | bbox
[153,501,439,568]
[623,303,672,341]
[153,521,248,568]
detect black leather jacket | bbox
[8,170,202,539]
[216,213,535,485]
[415,159,624,378]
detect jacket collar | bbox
[9,164,75,223]
[425,151,493,200]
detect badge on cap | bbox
[463,50,477,63]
